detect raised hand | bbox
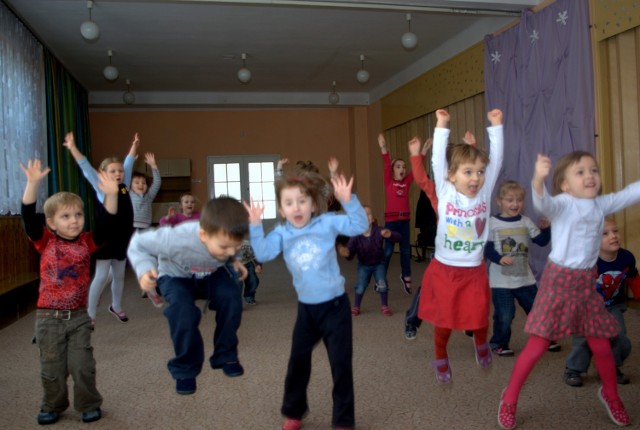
[408,137,422,156]
[377,133,388,154]
[277,158,289,170]
[462,131,476,147]
[62,132,76,151]
[435,109,450,128]
[129,132,140,158]
[19,159,51,184]
[532,154,552,196]
[144,152,158,169]
[421,137,433,155]
[243,199,265,225]
[487,109,503,126]
[97,170,119,197]
[331,173,354,203]
[328,157,339,177]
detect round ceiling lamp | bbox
[123,79,135,104]
[401,13,418,50]
[80,0,100,41]
[103,49,119,81]
[356,54,370,84]
[328,81,340,105]
[237,53,252,84]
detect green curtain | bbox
[43,49,95,229]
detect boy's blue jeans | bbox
[157,264,242,380]
[565,304,630,372]
[355,262,388,294]
[489,284,538,349]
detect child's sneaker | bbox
[405,324,417,340]
[108,305,128,323]
[244,296,256,305]
[282,417,303,430]
[400,276,412,294]
[492,345,514,357]
[381,305,392,316]
[148,289,164,308]
[351,306,360,316]
[547,342,561,352]
[598,386,631,426]
[498,389,517,429]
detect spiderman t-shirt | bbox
[22,202,109,310]
[595,248,638,307]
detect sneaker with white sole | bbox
[597,386,631,426]
[108,305,128,323]
[492,346,514,357]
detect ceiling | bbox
[4,0,542,107]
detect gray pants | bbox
[35,310,103,413]
[565,304,631,373]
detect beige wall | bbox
[89,106,384,218]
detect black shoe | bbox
[221,361,244,377]
[399,275,412,294]
[81,408,102,423]
[616,367,630,385]
[564,370,583,387]
[547,342,561,352]
[176,378,197,395]
[492,346,514,357]
[405,325,417,340]
[37,411,59,425]
[244,296,256,305]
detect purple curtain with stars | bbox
[484,0,594,277]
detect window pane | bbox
[249,183,263,200]
[213,164,227,182]
[261,162,275,181]
[248,162,261,182]
[263,201,277,219]
[214,183,228,197]
[262,182,275,200]
[227,163,240,182]
[228,182,241,200]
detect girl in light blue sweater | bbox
[245,167,367,430]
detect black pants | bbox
[281,293,355,427]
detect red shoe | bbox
[282,417,302,430]
[598,386,631,426]
[498,389,517,429]
[381,305,392,316]
[351,306,360,316]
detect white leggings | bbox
[87,259,127,319]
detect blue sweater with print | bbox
[250,196,367,304]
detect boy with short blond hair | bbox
[21,159,118,425]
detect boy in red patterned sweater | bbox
[20,159,118,426]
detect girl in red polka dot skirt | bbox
[498,151,640,429]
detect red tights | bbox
[503,334,619,404]
[434,326,488,359]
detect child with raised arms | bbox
[417,108,504,384]
[245,167,368,430]
[497,152,640,429]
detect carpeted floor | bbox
[1,255,639,429]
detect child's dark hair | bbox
[446,143,490,177]
[295,160,320,174]
[552,150,597,196]
[131,171,149,185]
[275,169,329,216]
[44,192,84,219]
[199,196,248,240]
[497,180,525,200]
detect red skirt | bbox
[417,258,490,330]
[525,261,620,340]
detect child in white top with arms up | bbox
[497,151,640,429]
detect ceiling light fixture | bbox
[328,80,340,105]
[123,79,135,104]
[356,54,370,84]
[237,53,252,84]
[103,49,119,81]
[80,0,100,41]
[401,13,418,50]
